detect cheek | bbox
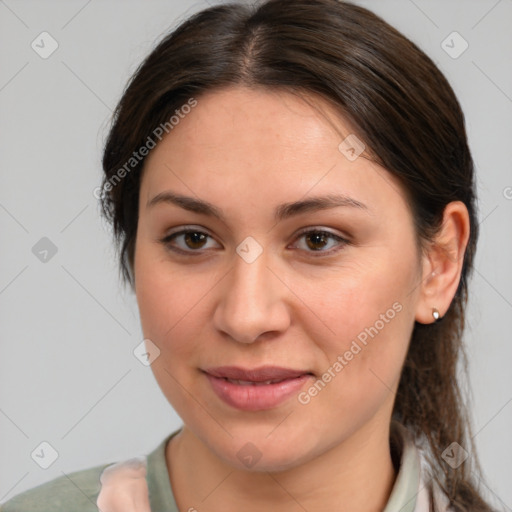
[134,240,223,380]
[135,266,205,354]
[302,253,414,346]
[134,251,210,418]
[300,248,417,401]
[135,236,199,337]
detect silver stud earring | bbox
[432,308,440,321]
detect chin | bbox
[226,446,309,474]
[203,425,317,473]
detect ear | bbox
[415,201,471,324]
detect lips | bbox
[202,366,315,411]
[203,365,313,382]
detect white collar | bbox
[385,421,451,512]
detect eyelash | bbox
[159,226,350,257]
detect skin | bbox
[133,86,469,512]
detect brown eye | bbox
[182,231,208,249]
[160,229,219,255]
[305,232,330,251]
[292,229,349,256]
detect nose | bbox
[213,246,291,344]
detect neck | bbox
[166,418,397,512]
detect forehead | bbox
[143,86,350,169]
[140,85,408,219]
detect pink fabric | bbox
[96,456,151,512]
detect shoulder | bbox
[0,432,180,512]
[0,462,110,512]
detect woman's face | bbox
[134,86,423,471]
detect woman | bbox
[0,0,496,510]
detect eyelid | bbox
[293,225,349,239]
[164,224,215,239]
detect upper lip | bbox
[203,366,314,382]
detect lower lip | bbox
[204,373,313,411]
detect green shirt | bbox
[0,423,449,511]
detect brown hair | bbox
[100,1,493,509]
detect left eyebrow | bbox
[146,191,369,223]
[274,194,369,221]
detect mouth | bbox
[201,366,315,411]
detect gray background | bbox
[0,0,511,509]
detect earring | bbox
[432,308,440,321]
